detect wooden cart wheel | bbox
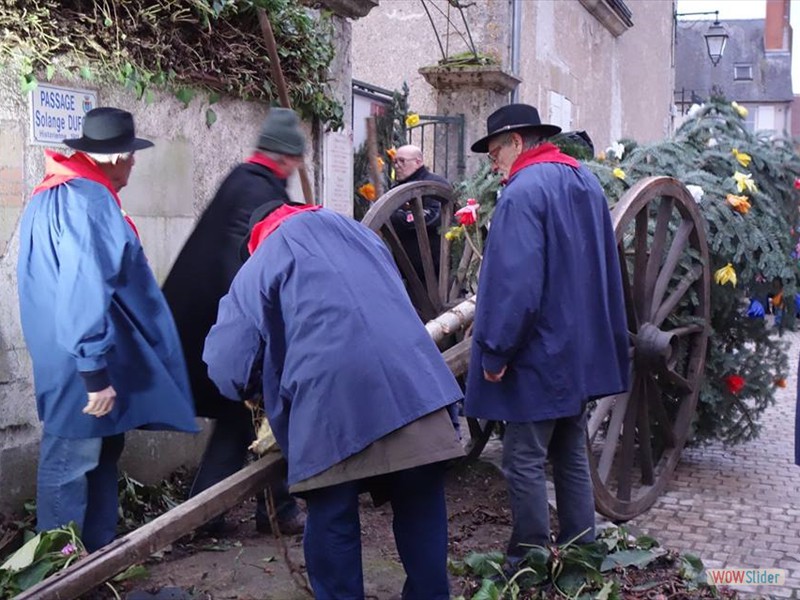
[361,181,457,322]
[361,181,496,458]
[588,176,710,521]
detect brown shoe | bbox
[256,510,306,535]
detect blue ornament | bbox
[747,299,765,318]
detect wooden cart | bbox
[361,175,711,521]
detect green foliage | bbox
[587,100,799,444]
[117,470,189,534]
[452,527,723,599]
[0,523,85,596]
[0,0,343,129]
[453,99,800,445]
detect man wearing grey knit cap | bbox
[163,107,307,536]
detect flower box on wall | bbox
[418,65,521,95]
[579,0,633,37]
[317,0,379,19]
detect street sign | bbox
[29,83,98,147]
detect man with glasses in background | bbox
[390,144,451,282]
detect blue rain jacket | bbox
[203,208,462,486]
[17,178,199,438]
[465,162,630,422]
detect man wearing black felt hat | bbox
[162,107,306,537]
[17,107,199,551]
[464,103,630,564]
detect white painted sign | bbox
[29,83,98,146]
[322,129,354,218]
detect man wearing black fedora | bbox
[464,103,630,563]
[162,107,306,536]
[17,107,199,551]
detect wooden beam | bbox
[256,8,315,206]
[15,454,285,600]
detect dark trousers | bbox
[189,407,297,524]
[302,463,450,600]
[502,410,595,562]
[37,432,125,552]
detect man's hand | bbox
[483,366,507,383]
[83,385,116,417]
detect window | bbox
[756,105,775,131]
[734,64,753,81]
[549,92,573,131]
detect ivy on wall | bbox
[0,0,344,130]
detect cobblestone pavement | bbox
[626,329,800,598]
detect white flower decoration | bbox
[606,141,625,161]
[687,103,705,118]
[686,184,704,203]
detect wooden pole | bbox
[256,8,315,205]
[15,454,285,600]
[365,116,384,198]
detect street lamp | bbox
[676,10,729,67]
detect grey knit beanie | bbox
[256,108,306,155]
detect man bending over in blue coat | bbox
[203,201,464,599]
[466,104,630,566]
[17,107,199,551]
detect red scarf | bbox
[248,203,321,255]
[246,152,289,179]
[33,150,140,238]
[506,142,579,181]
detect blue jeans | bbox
[502,410,595,562]
[302,463,450,600]
[37,432,125,552]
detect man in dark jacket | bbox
[466,104,629,565]
[390,144,451,281]
[162,108,305,535]
[203,204,464,599]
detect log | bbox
[442,337,471,378]
[15,454,285,600]
[365,117,384,198]
[425,295,476,344]
[256,8,315,206]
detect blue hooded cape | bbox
[203,208,462,486]
[17,178,198,438]
[465,161,630,422]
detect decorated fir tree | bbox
[450,99,800,445]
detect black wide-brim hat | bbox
[64,107,154,153]
[471,103,561,153]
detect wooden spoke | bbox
[438,200,454,305]
[633,210,650,321]
[588,394,620,440]
[660,368,692,392]
[643,197,674,314]
[380,222,438,321]
[644,374,677,449]
[667,323,705,338]
[616,375,640,501]
[597,388,630,482]
[653,263,703,327]
[409,194,440,307]
[650,218,694,318]
[618,244,640,332]
[637,376,655,486]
